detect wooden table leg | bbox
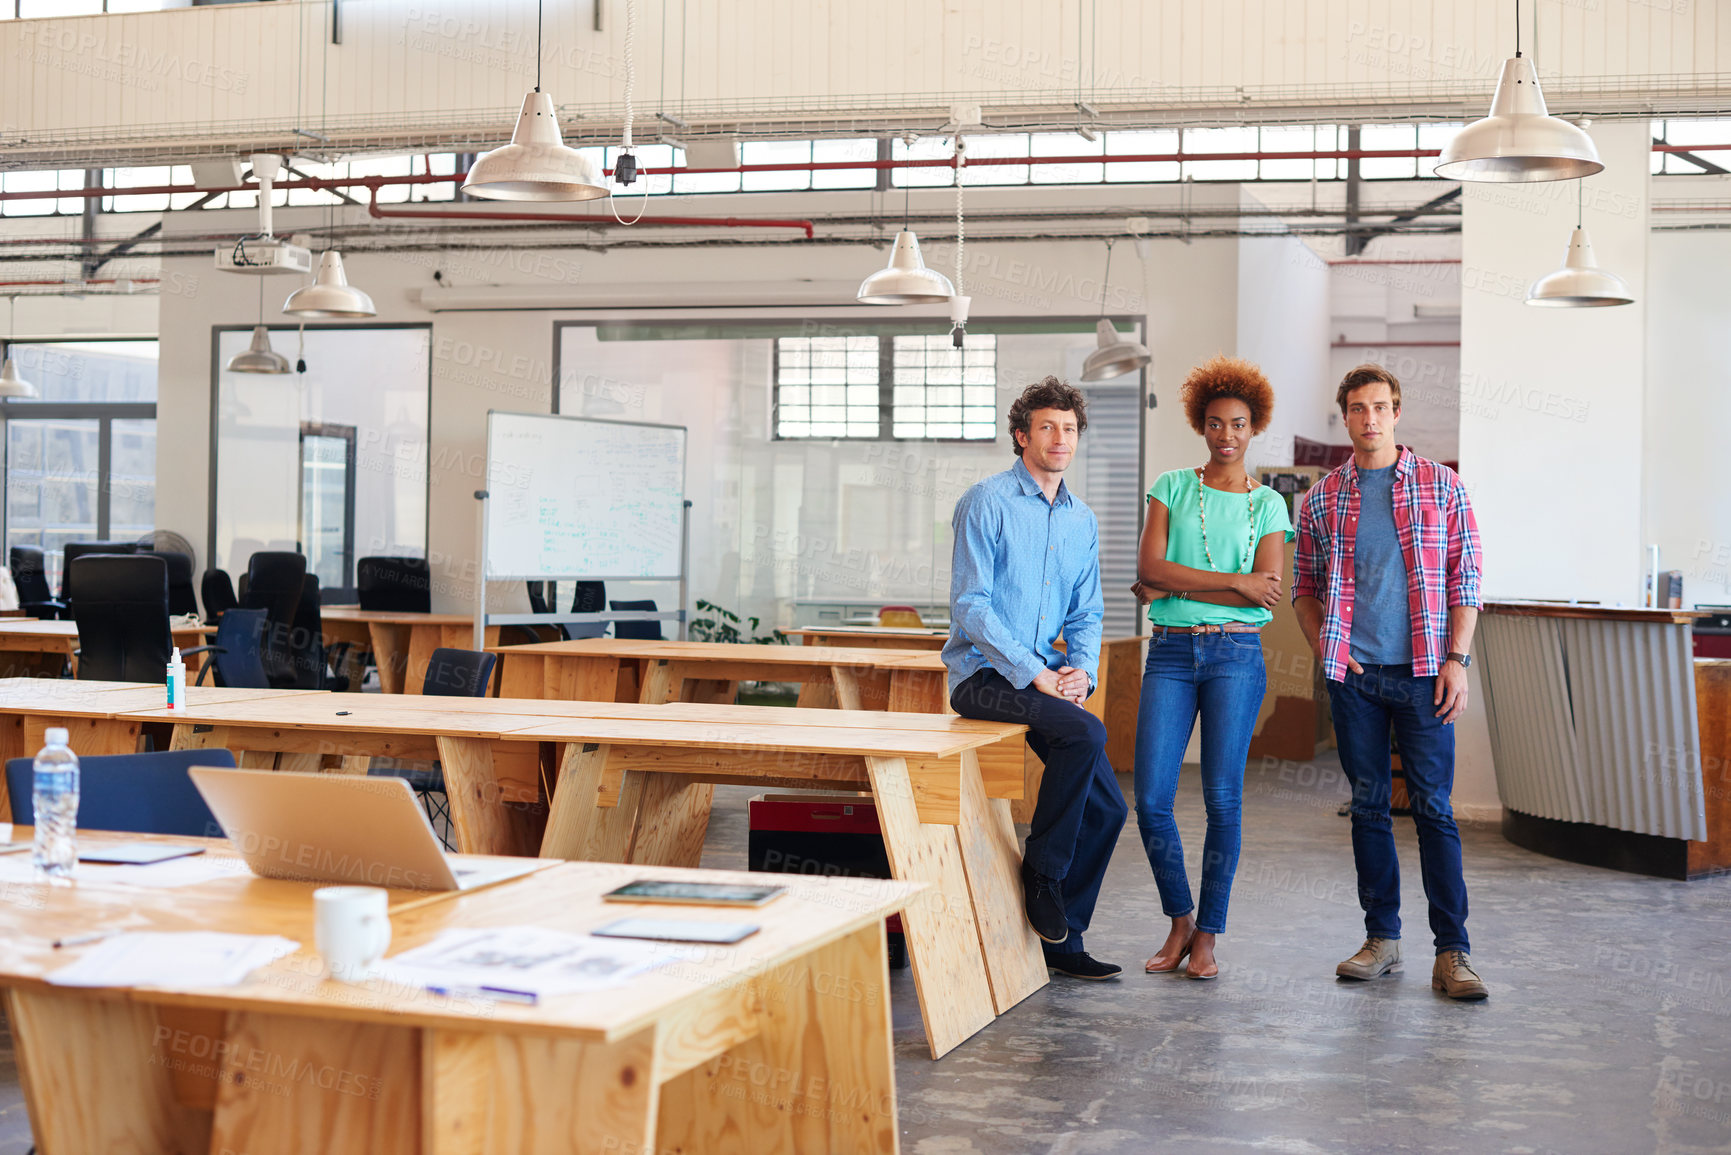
[640,660,681,705]
[541,742,642,862]
[863,754,998,1059]
[425,1025,658,1155]
[435,736,543,857]
[954,751,1047,1013]
[627,774,714,868]
[657,921,900,1153]
[404,624,444,696]
[210,1012,420,1155]
[4,988,210,1155]
[367,623,412,694]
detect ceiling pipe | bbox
[363,185,816,237]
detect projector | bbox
[216,236,312,275]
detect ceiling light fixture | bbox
[226,282,291,374]
[857,176,954,305]
[1526,182,1634,307]
[950,138,971,346]
[462,0,608,201]
[1081,240,1152,381]
[1432,0,1603,182]
[283,250,376,318]
[0,299,36,399]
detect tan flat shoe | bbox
[1182,957,1218,981]
[1145,935,1194,974]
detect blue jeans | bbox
[1133,630,1266,935]
[1326,664,1469,954]
[952,668,1127,955]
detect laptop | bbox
[189,767,547,892]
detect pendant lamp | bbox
[857,180,954,305]
[462,1,608,202]
[1526,184,1633,307]
[227,282,291,374]
[0,300,35,398]
[283,250,376,318]
[1432,2,1601,182]
[1080,241,1151,381]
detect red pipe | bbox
[0,277,159,287]
[1327,259,1462,265]
[363,185,815,238]
[1331,340,1460,347]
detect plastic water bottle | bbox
[31,727,79,882]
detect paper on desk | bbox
[380,925,689,998]
[0,852,251,889]
[48,932,299,989]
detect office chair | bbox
[564,580,607,640]
[610,598,664,641]
[201,568,239,624]
[9,545,65,620]
[58,540,138,601]
[356,556,432,613]
[67,554,177,683]
[193,607,272,690]
[6,748,235,838]
[371,648,499,849]
[152,550,199,618]
[241,552,307,688]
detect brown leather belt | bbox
[1155,624,1262,635]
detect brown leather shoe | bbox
[1432,950,1489,999]
[1335,937,1402,980]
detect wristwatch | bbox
[1446,651,1472,669]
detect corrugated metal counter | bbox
[1478,602,1724,878]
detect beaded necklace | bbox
[1195,467,1255,574]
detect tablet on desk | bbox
[78,843,206,866]
[592,917,760,945]
[602,880,786,908]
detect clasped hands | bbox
[1033,665,1090,706]
[1130,571,1283,608]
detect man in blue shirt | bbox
[945,376,1127,981]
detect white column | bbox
[1457,121,1649,604]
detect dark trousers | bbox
[951,668,1127,955]
[1326,664,1470,954]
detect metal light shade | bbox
[1433,56,1603,183]
[283,251,376,319]
[1525,227,1634,307]
[856,230,955,304]
[1080,319,1152,381]
[461,91,609,202]
[0,356,36,398]
[226,326,292,374]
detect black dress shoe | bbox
[1021,863,1069,944]
[1045,951,1123,981]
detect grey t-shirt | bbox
[1350,464,1413,666]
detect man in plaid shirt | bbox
[1293,364,1488,1000]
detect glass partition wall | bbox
[554,321,1144,639]
[211,325,429,601]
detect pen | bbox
[52,930,118,950]
[427,983,539,1005]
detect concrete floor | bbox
[4,753,1730,1154]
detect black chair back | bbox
[526,581,551,616]
[563,580,607,640]
[199,607,271,690]
[422,647,498,698]
[241,552,307,687]
[610,598,664,641]
[10,545,53,604]
[201,568,239,623]
[59,540,138,599]
[5,748,234,837]
[152,550,199,617]
[67,554,173,683]
[287,573,346,691]
[356,555,432,613]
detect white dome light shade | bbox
[856,230,955,304]
[1433,56,1603,183]
[0,356,36,398]
[1080,319,1152,381]
[283,251,376,319]
[1525,227,1634,307]
[461,91,609,202]
[225,326,292,374]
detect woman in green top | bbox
[1130,356,1294,980]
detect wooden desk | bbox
[783,626,950,650]
[318,609,497,695]
[0,857,917,1154]
[0,620,216,680]
[0,682,1040,1057]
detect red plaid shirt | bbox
[1293,447,1482,682]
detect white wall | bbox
[1458,120,1651,603]
[1235,204,1334,467]
[1645,231,1731,608]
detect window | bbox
[773,333,999,442]
[773,336,881,439]
[891,335,997,440]
[0,341,159,589]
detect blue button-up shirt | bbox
[943,457,1104,696]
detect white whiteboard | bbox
[484,411,686,580]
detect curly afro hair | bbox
[1179,355,1275,436]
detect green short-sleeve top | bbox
[1146,468,1296,628]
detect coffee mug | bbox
[314,885,391,983]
